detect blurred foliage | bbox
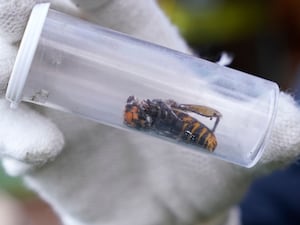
[0,167,33,198]
[0,0,299,204]
[159,0,267,45]
[159,0,300,90]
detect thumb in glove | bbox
[2,1,300,225]
[0,0,71,175]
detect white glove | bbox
[1,1,300,225]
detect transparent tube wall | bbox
[6,4,279,167]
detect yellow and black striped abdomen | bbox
[174,110,217,152]
[181,121,217,152]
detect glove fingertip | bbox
[0,100,65,166]
[0,40,17,95]
[257,92,300,171]
[1,157,34,176]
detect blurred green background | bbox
[160,0,266,44]
[1,0,300,224]
[0,169,31,198]
[159,0,300,90]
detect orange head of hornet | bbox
[124,96,152,129]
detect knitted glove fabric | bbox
[0,1,300,225]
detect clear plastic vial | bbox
[6,3,279,167]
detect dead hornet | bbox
[123,96,222,152]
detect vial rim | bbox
[6,3,51,108]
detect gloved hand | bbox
[1,1,300,225]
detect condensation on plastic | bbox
[6,3,279,167]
